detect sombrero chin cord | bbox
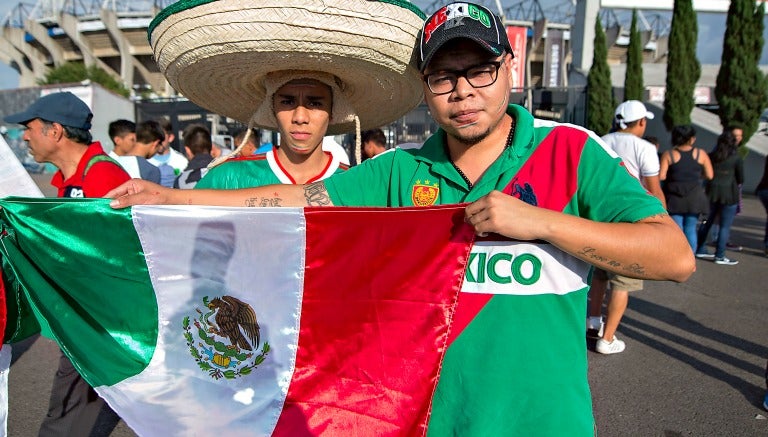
[206,121,256,169]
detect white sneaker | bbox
[586,316,604,338]
[714,257,738,266]
[596,336,626,354]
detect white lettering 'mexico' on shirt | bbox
[462,241,590,295]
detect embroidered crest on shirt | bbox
[184,295,270,380]
[509,179,538,206]
[412,180,440,206]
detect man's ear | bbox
[504,53,514,88]
[184,146,193,159]
[51,122,64,140]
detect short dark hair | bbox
[233,128,258,145]
[136,120,165,144]
[41,119,92,145]
[155,116,173,134]
[361,128,386,147]
[642,136,660,147]
[108,119,135,141]
[671,125,696,147]
[183,124,212,155]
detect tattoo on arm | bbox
[576,247,608,263]
[244,197,282,208]
[304,182,331,206]
[622,263,646,275]
[577,246,646,275]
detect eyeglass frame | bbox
[422,56,506,95]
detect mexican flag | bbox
[0,198,474,436]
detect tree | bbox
[716,0,768,146]
[624,9,644,101]
[663,0,700,130]
[588,16,614,136]
[38,62,130,97]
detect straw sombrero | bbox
[149,0,426,136]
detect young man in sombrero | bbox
[196,74,348,189]
[110,1,694,434]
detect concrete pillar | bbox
[571,0,600,73]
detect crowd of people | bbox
[1,0,766,434]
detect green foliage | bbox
[38,62,87,85]
[38,62,130,97]
[716,0,768,146]
[587,16,615,136]
[624,9,644,101]
[663,0,701,130]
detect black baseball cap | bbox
[4,91,93,130]
[418,2,513,72]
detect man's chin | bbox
[453,127,491,147]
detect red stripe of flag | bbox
[275,206,474,436]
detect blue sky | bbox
[0,1,765,90]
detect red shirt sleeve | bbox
[83,162,131,198]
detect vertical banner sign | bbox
[543,29,563,88]
[506,26,527,90]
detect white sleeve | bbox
[638,139,660,177]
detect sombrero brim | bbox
[149,0,426,135]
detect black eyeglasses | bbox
[423,61,503,95]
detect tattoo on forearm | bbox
[578,247,645,275]
[622,263,646,275]
[577,247,608,263]
[244,197,282,207]
[304,182,331,206]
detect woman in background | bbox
[660,125,713,251]
[694,130,744,265]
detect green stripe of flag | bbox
[0,197,157,386]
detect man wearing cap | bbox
[4,91,128,435]
[108,2,694,434]
[4,92,130,198]
[587,100,666,355]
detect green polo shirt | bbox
[324,104,665,436]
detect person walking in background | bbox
[705,125,745,252]
[174,124,214,189]
[130,120,165,162]
[587,100,665,355]
[233,128,259,157]
[3,91,129,435]
[361,128,388,160]
[660,124,713,251]
[107,119,162,184]
[151,117,189,186]
[695,130,744,265]
[756,154,768,256]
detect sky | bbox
[0,0,765,90]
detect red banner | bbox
[506,26,527,90]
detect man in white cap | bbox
[108,3,694,434]
[587,100,666,355]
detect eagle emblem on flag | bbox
[184,295,270,380]
[411,180,440,206]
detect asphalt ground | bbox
[6,174,767,436]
